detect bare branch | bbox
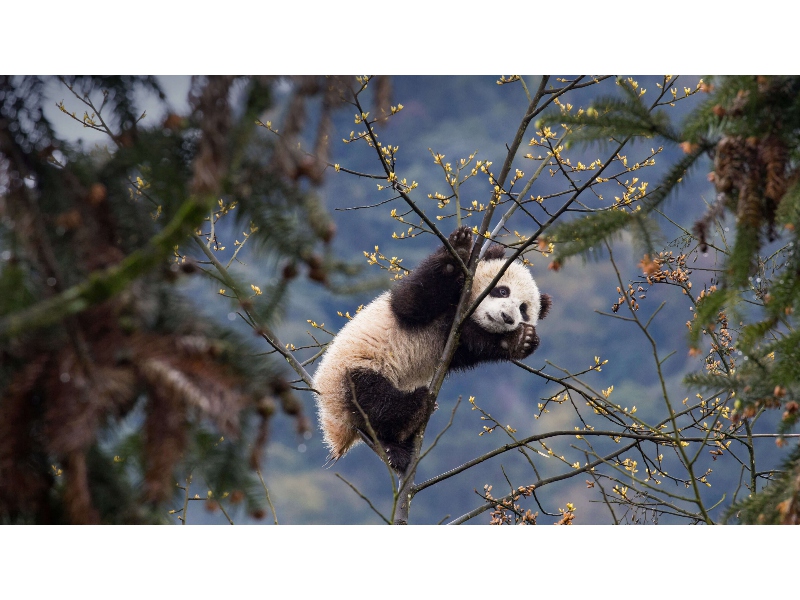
[191,234,315,389]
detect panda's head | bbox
[469,259,550,334]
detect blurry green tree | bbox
[0,75,363,523]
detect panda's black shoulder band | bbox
[390,229,471,328]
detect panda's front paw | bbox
[449,226,473,260]
[443,226,473,275]
[505,323,539,359]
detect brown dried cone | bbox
[273,102,306,180]
[302,81,339,185]
[43,359,136,458]
[760,135,788,203]
[55,209,82,231]
[189,76,235,196]
[713,136,746,196]
[42,168,128,273]
[282,261,299,280]
[250,397,276,470]
[732,138,764,230]
[271,377,301,416]
[305,253,328,284]
[162,113,184,131]
[135,331,264,503]
[271,76,320,182]
[0,357,50,518]
[692,195,727,253]
[709,186,729,239]
[141,332,252,428]
[737,172,764,230]
[270,76,352,184]
[87,182,107,206]
[141,384,188,503]
[729,89,750,117]
[134,333,251,503]
[777,463,800,524]
[63,450,101,524]
[295,414,312,436]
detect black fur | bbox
[345,368,432,472]
[539,293,552,320]
[390,227,472,328]
[483,242,507,260]
[520,302,530,322]
[451,320,538,371]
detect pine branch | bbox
[550,209,631,263]
[725,444,800,524]
[0,196,211,339]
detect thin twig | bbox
[335,474,391,524]
[179,472,192,524]
[418,396,462,463]
[256,468,279,525]
[448,441,638,524]
[191,234,314,388]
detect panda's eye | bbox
[490,285,510,298]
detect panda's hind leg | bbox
[346,368,432,472]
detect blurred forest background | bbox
[2,75,798,525]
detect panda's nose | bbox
[501,312,514,325]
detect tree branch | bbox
[191,234,315,389]
[0,197,211,339]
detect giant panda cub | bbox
[313,226,551,472]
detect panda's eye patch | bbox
[520,303,530,322]
[490,285,510,298]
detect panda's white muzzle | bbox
[477,298,523,333]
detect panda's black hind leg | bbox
[381,440,414,472]
[346,368,433,472]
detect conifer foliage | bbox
[0,76,345,523]
[544,76,800,523]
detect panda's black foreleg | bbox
[390,227,473,328]
[346,368,433,472]
[451,320,539,370]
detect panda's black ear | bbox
[483,243,506,260]
[539,294,552,320]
